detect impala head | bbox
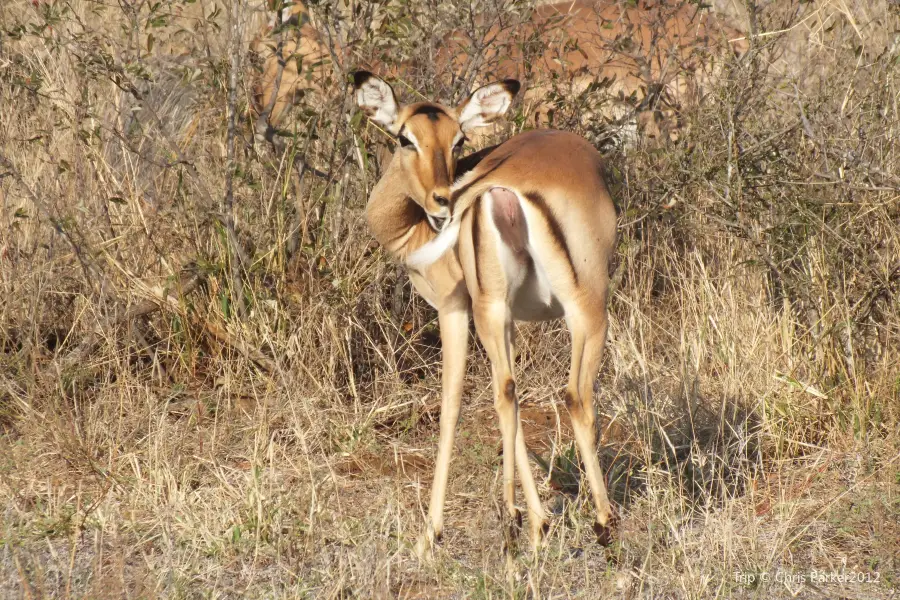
[353,71,520,228]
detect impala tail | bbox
[406,183,502,270]
[407,217,462,270]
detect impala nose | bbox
[434,194,449,207]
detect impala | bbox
[354,71,618,554]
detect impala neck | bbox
[365,153,435,261]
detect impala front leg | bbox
[417,308,469,559]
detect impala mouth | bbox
[426,213,448,232]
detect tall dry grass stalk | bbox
[1,0,897,597]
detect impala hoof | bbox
[415,536,431,562]
[415,522,442,561]
[593,521,613,546]
[512,507,523,529]
[593,511,618,546]
[505,506,523,537]
[501,507,523,555]
[529,518,550,550]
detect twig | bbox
[225,0,247,317]
[307,2,346,85]
[0,152,97,286]
[287,114,320,258]
[793,84,817,143]
[84,48,254,279]
[254,6,286,146]
[59,270,205,370]
[204,320,275,373]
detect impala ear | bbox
[353,71,400,131]
[456,79,520,132]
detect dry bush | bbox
[1,0,898,598]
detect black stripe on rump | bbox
[523,191,578,284]
[471,196,483,292]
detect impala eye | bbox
[397,135,414,149]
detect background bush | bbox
[1,0,897,597]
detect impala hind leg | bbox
[516,413,549,548]
[565,305,615,544]
[473,301,547,551]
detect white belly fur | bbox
[485,191,564,322]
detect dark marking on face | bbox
[410,104,447,119]
[523,191,578,284]
[432,148,450,189]
[471,195,483,292]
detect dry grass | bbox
[1,0,899,598]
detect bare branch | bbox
[225,0,247,317]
